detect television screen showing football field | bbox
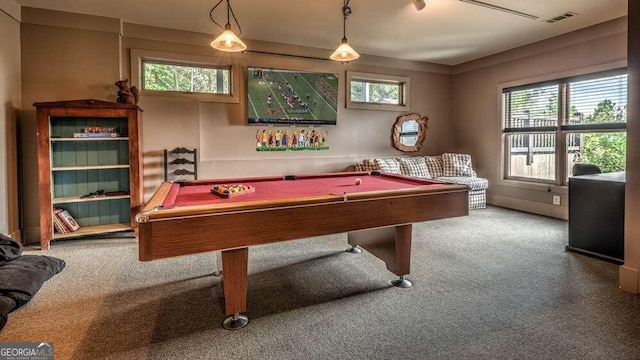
[247,67,338,125]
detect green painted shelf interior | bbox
[51,141,129,167]
[50,116,131,229]
[52,168,130,198]
[56,199,131,227]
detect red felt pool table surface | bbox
[162,172,456,208]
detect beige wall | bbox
[122,24,456,200]
[0,1,21,239]
[19,8,122,243]
[452,17,627,220]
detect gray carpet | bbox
[1,206,639,360]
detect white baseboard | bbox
[488,195,568,220]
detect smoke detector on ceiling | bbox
[546,12,578,23]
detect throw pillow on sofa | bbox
[355,159,380,172]
[399,157,431,178]
[424,155,444,178]
[374,159,402,174]
[442,153,477,177]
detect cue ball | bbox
[355,178,362,185]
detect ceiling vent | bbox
[546,12,578,23]
[458,0,538,20]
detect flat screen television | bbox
[247,67,338,125]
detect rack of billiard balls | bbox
[211,184,255,198]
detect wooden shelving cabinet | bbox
[36,99,143,249]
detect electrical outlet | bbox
[553,195,561,205]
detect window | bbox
[351,80,402,104]
[346,71,410,111]
[142,60,230,95]
[399,119,420,144]
[130,49,239,103]
[502,69,627,185]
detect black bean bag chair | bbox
[0,233,65,331]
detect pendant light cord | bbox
[210,0,243,35]
[342,0,351,39]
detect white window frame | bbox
[346,71,410,111]
[130,49,240,103]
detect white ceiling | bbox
[14,0,628,65]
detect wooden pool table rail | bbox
[137,185,469,261]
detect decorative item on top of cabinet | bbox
[35,99,143,250]
[115,79,140,106]
[391,113,428,152]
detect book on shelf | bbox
[53,207,81,232]
[52,208,69,234]
[73,132,119,138]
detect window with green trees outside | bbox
[142,60,230,95]
[502,69,627,185]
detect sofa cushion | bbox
[398,157,431,178]
[442,153,477,177]
[436,176,488,191]
[374,159,401,174]
[424,155,444,178]
[355,159,379,172]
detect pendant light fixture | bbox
[210,0,247,52]
[330,0,359,62]
[412,0,427,11]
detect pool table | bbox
[136,171,469,329]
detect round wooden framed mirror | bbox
[391,113,428,152]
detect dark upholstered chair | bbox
[572,163,602,176]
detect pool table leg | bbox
[221,247,249,330]
[347,224,412,288]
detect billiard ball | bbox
[355,178,362,185]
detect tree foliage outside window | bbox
[350,80,401,104]
[575,99,627,173]
[142,61,230,94]
[351,81,364,102]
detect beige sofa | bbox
[354,153,488,209]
